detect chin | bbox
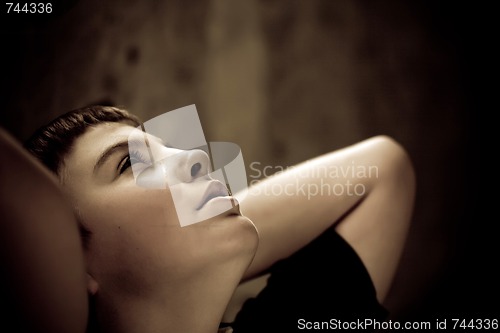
[226,213,259,256]
[200,210,259,259]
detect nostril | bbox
[191,162,202,178]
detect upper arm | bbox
[239,136,415,301]
[0,128,88,333]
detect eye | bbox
[118,155,132,174]
[118,150,149,174]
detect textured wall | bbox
[1,0,490,322]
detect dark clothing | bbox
[228,228,388,332]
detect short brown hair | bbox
[24,105,140,175]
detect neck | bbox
[96,265,245,333]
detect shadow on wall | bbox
[0,0,490,321]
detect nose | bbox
[134,149,210,189]
[173,149,210,183]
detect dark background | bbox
[1,0,493,323]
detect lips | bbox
[196,180,230,210]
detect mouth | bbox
[196,180,232,210]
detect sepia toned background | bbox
[1,0,491,322]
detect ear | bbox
[87,273,99,295]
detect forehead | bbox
[61,122,138,179]
[72,122,137,157]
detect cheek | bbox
[80,187,204,283]
[85,187,176,229]
[83,187,179,251]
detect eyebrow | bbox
[93,140,129,174]
[93,135,165,175]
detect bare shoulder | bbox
[0,128,88,333]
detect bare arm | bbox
[0,128,88,333]
[239,135,416,302]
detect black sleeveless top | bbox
[225,228,388,333]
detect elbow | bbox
[369,135,416,197]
